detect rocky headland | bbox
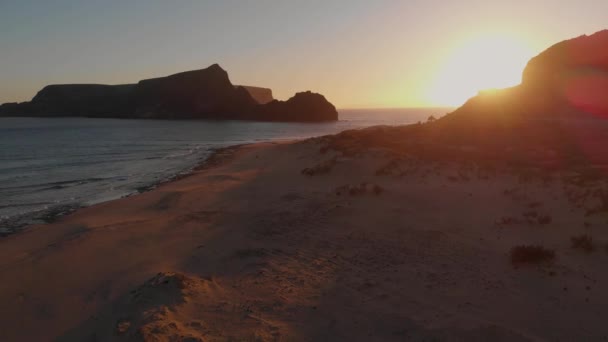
[0,64,338,122]
[323,30,608,169]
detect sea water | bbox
[0,108,451,233]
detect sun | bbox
[427,32,536,106]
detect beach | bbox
[1,137,607,341]
[2,3,608,341]
[0,110,446,233]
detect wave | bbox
[0,203,82,236]
[0,202,53,210]
[0,177,111,191]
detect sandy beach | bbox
[3,3,608,341]
[1,136,607,341]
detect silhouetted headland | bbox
[322,30,608,169]
[0,64,338,122]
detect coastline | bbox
[0,108,450,236]
[0,143,250,236]
[3,6,608,341]
[1,135,608,341]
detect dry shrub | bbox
[302,157,337,176]
[335,183,384,197]
[570,234,594,253]
[372,184,384,195]
[537,215,552,225]
[376,159,401,176]
[510,245,555,266]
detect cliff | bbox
[522,30,608,87]
[237,86,274,104]
[0,64,337,122]
[30,84,135,117]
[130,64,257,119]
[320,30,608,168]
[520,30,608,117]
[425,30,608,166]
[447,30,608,123]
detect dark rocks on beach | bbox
[0,64,337,122]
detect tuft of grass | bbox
[510,245,555,266]
[570,234,594,253]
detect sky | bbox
[1,0,607,108]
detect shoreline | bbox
[0,108,449,236]
[0,142,255,237]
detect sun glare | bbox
[427,33,535,106]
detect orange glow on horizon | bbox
[426,32,537,107]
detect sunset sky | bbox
[1,0,607,108]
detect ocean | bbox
[0,107,451,233]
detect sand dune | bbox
[1,139,608,341]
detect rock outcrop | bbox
[256,91,338,122]
[130,64,257,119]
[320,30,608,168]
[30,84,135,117]
[237,86,274,104]
[0,64,337,122]
[522,30,608,88]
[426,30,608,166]
[447,29,608,123]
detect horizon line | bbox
[337,106,457,111]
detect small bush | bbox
[510,245,555,266]
[349,183,366,196]
[375,159,400,176]
[537,215,552,225]
[336,183,384,197]
[302,157,337,176]
[498,216,522,225]
[570,234,594,253]
[372,184,384,195]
